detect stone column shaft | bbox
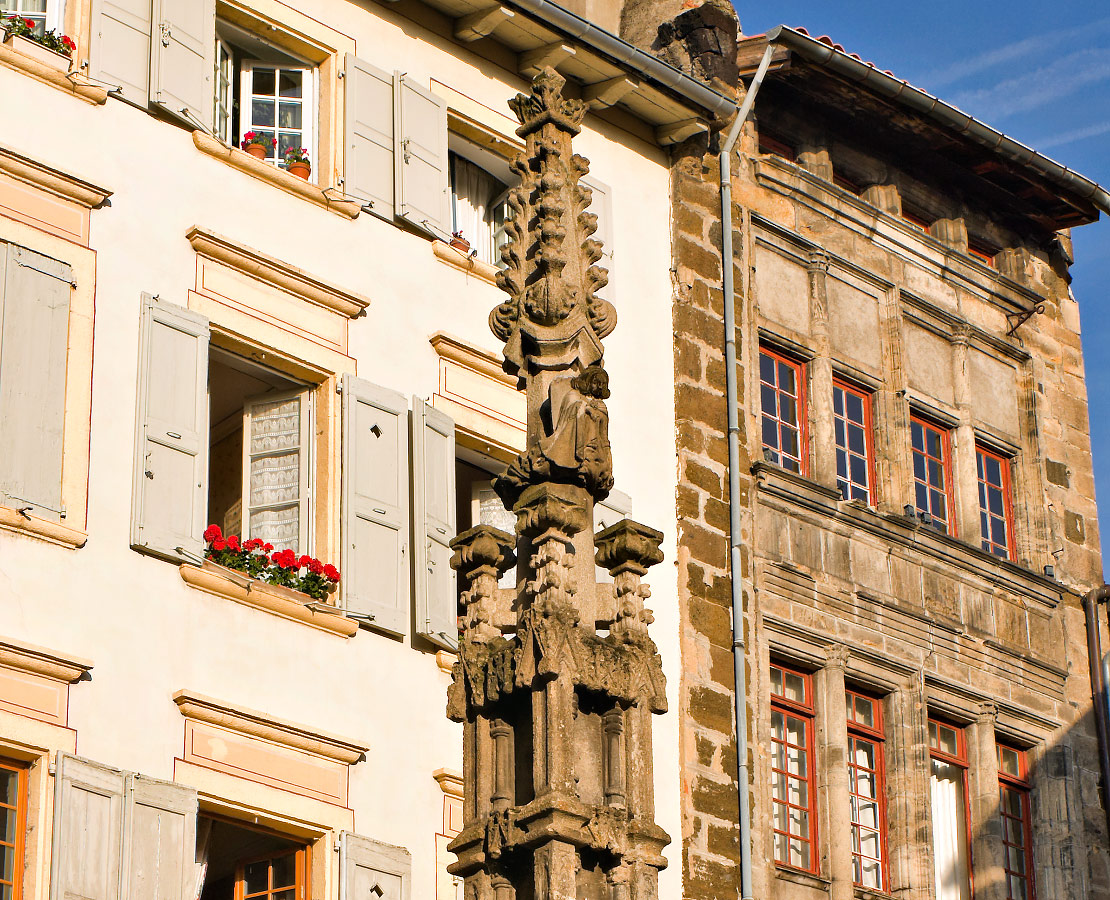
[808,252,838,489]
[817,649,854,900]
[969,707,1006,900]
[951,329,981,542]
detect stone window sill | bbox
[192,132,362,220]
[775,866,832,890]
[0,506,86,549]
[432,240,500,285]
[0,36,106,105]
[179,561,357,638]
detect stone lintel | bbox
[594,519,665,576]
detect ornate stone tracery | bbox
[447,68,670,900]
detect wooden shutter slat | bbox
[395,75,449,235]
[51,754,127,900]
[412,398,457,648]
[90,0,153,105]
[340,832,412,900]
[122,774,198,900]
[150,0,215,128]
[344,54,396,221]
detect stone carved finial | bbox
[451,526,516,643]
[595,520,665,639]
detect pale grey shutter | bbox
[344,54,395,221]
[0,243,72,522]
[90,0,152,105]
[340,832,411,900]
[131,294,209,562]
[342,375,409,635]
[149,0,215,128]
[412,398,457,649]
[122,775,198,900]
[51,754,127,900]
[395,75,449,235]
[582,175,614,302]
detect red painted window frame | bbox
[845,689,890,892]
[770,662,819,874]
[998,743,1036,900]
[928,718,975,899]
[833,379,876,505]
[967,239,998,268]
[902,207,933,232]
[976,444,1015,560]
[759,346,808,476]
[758,131,796,161]
[0,757,27,900]
[910,415,957,536]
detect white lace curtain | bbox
[451,154,505,266]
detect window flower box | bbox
[2,17,75,73]
[202,525,340,601]
[4,32,70,71]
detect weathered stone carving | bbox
[448,68,670,900]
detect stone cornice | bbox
[186,226,369,319]
[0,144,111,208]
[173,689,369,764]
[0,635,92,683]
[0,506,87,549]
[433,768,463,799]
[430,332,518,386]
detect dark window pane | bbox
[761,385,777,416]
[272,852,296,887]
[928,459,941,488]
[835,418,846,448]
[977,452,985,479]
[278,101,302,129]
[836,449,848,478]
[252,99,276,127]
[850,454,867,486]
[244,859,268,894]
[986,455,1002,484]
[278,132,301,159]
[927,428,942,458]
[911,421,924,452]
[252,67,275,96]
[930,489,946,516]
[760,352,775,384]
[989,487,1004,516]
[846,391,863,421]
[916,483,929,511]
[778,361,796,394]
[762,417,779,449]
[780,396,797,427]
[278,69,302,97]
[781,427,799,458]
[833,387,844,415]
[913,452,926,481]
[848,424,865,455]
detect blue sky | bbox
[733,1,1110,570]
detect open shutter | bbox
[131,294,209,562]
[342,375,409,635]
[149,0,215,128]
[90,0,152,105]
[340,832,411,900]
[582,176,614,302]
[122,775,198,900]
[412,399,457,649]
[242,389,312,554]
[0,243,72,522]
[344,54,395,221]
[395,75,449,235]
[51,754,127,900]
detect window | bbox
[0,0,58,37]
[998,744,1035,900]
[833,381,874,504]
[929,719,972,900]
[846,690,888,890]
[976,446,1013,560]
[902,207,933,232]
[911,416,954,534]
[967,239,998,268]
[760,348,806,474]
[449,146,513,268]
[758,130,795,161]
[196,817,309,900]
[770,663,817,872]
[0,758,27,900]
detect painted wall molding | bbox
[0,143,111,208]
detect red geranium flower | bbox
[323,564,340,581]
[264,543,274,552]
[298,555,313,569]
[203,524,222,542]
[307,558,324,575]
[227,534,240,551]
[212,539,227,551]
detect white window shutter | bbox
[131,294,209,562]
[51,754,127,900]
[242,389,312,553]
[89,0,153,105]
[344,54,395,221]
[412,398,457,649]
[395,74,449,235]
[0,243,72,522]
[582,175,615,303]
[149,0,215,129]
[122,775,198,900]
[342,375,409,635]
[340,832,411,900]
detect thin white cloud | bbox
[1033,120,1110,150]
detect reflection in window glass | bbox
[976,446,1013,559]
[759,349,805,474]
[770,664,816,872]
[911,418,953,533]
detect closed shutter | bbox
[131,295,209,562]
[340,832,411,900]
[51,754,127,900]
[122,775,198,900]
[582,176,614,302]
[242,389,312,554]
[0,243,72,522]
[344,54,395,221]
[90,0,153,106]
[395,75,449,235]
[341,375,409,635]
[412,398,457,649]
[149,0,215,128]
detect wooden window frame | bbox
[770,662,819,874]
[902,207,933,232]
[759,346,808,476]
[998,743,1035,900]
[928,718,975,899]
[238,60,317,179]
[758,131,795,162]
[976,444,1014,561]
[235,843,309,900]
[0,756,28,900]
[910,415,956,536]
[967,239,998,268]
[833,379,875,505]
[846,689,889,892]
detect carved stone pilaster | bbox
[451,525,517,644]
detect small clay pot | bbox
[288,161,311,180]
[245,144,268,160]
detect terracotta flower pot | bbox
[244,144,268,160]
[450,237,471,253]
[287,161,311,180]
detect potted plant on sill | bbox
[240,132,275,160]
[202,524,340,602]
[3,15,76,71]
[449,230,471,254]
[284,146,311,180]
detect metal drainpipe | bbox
[720,43,774,900]
[1083,584,1110,839]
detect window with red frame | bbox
[911,417,955,534]
[758,131,796,161]
[976,446,1014,559]
[0,757,27,900]
[833,381,874,504]
[998,743,1035,900]
[902,207,933,232]
[929,719,973,900]
[967,239,998,268]
[770,663,817,872]
[760,348,806,474]
[237,846,306,900]
[846,690,888,891]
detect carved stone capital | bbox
[508,67,587,138]
[514,483,590,541]
[594,520,665,577]
[451,525,517,580]
[824,644,851,670]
